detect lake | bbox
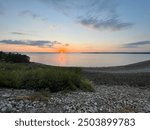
[23,53,150,67]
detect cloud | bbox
[64,43,69,46]
[11,32,29,35]
[78,16,133,31]
[0,40,61,48]
[40,0,133,31]
[40,0,117,13]
[20,10,47,21]
[123,41,150,48]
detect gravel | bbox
[0,85,150,113]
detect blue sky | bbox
[0,0,150,52]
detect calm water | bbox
[23,53,150,67]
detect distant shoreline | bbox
[7,52,150,54]
[80,52,150,54]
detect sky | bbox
[0,0,150,52]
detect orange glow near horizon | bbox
[57,46,67,53]
[0,43,120,53]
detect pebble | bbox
[0,85,150,113]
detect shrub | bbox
[0,62,94,92]
[0,51,30,63]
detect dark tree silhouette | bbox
[0,51,30,63]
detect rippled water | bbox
[23,53,150,67]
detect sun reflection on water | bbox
[57,53,67,66]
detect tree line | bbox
[0,51,30,63]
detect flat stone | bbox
[1,107,7,112]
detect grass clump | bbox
[0,62,94,92]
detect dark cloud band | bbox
[0,40,61,48]
[123,41,150,48]
[78,17,133,31]
[11,32,28,35]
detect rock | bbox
[2,93,11,98]
[1,107,7,112]
[148,97,150,102]
[0,85,150,112]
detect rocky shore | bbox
[0,85,150,113]
[0,60,150,113]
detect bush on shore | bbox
[0,51,30,63]
[0,62,94,92]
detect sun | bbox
[58,47,66,53]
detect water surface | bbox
[23,53,150,67]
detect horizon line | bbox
[1,51,150,54]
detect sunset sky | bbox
[0,0,150,52]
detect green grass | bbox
[0,62,94,92]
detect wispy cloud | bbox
[11,32,29,35]
[40,0,133,31]
[20,10,47,21]
[64,43,69,46]
[123,41,150,48]
[0,40,61,48]
[78,16,133,31]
